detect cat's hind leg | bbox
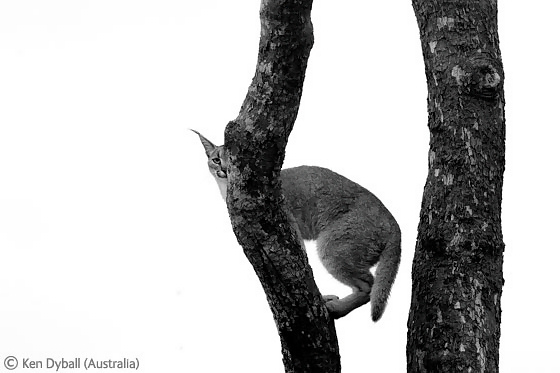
[316,228,375,319]
[323,278,372,319]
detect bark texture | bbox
[223,1,341,372]
[407,1,505,372]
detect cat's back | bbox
[280,165,368,199]
[281,165,375,215]
[279,165,396,240]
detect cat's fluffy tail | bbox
[370,234,401,322]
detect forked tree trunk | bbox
[223,1,341,372]
[407,1,506,372]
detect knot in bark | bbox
[452,57,502,101]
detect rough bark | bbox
[223,1,341,372]
[407,1,505,372]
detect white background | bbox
[1,1,558,372]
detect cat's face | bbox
[206,145,227,179]
[192,130,227,179]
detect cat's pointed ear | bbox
[191,129,217,157]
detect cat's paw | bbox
[322,294,339,302]
[325,298,344,319]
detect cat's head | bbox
[192,130,228,200]
[191,130,228,178]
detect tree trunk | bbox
[407,1,505,372]
[223,1,341,372]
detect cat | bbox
[193,130,401,321]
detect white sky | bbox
[0,1,558,372]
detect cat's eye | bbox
[212,158,221,165]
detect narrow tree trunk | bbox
[223,1,341,372]
[407,1,505,372]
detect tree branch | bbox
[223,1,340,372]
[408,1,505,371]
